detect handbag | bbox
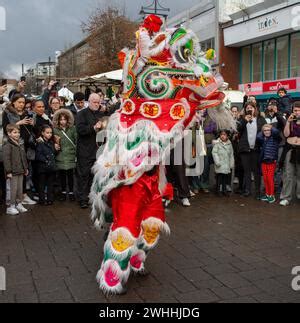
[26,147,36,161]
[24,126,37,149]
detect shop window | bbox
[291,33,300,78]
[241,46,251,84]
[200,38,215,52]
[276,36,289,80]
[252,43,262,82]
[264,40,275,81]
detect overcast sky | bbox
[0,0,200,78]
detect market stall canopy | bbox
[58,86,74,104]
[70,69,123,86]
[92,69,123,82]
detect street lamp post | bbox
[139,0,170,20]
[48,56,51,83]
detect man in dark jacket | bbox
[76,93,104,208]
[277,88,292,116]
[69,92,86,118]
[264,101,286,132]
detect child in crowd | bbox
[3,124,29,215]
[53,109,77,201]
[257,124,281,204]
[35,125,59,205]
[212,130,234,196]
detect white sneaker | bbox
[280,199,290,207]
[226,185,232,193]
[6,206,19,216]
[22,195,37,205]
[182,198,191,207]
[16,204,28,213]
[190,191,196,197]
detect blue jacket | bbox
[257,128,281,163]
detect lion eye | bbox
[184,48,191,59]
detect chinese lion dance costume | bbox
[90,15,234,294]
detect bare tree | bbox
[82,6,138,75]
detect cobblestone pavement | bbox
[0,194,299,303]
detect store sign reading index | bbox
[258,16,279,32]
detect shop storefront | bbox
[239,77,300,100]
[223,1,300,104]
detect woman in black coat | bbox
[2,94,34,148]
[238,102,266,198]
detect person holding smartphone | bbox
[237,102,266,198]
[280,102,300,206]
[2,94,37,205]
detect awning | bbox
[255,92,300,101]
[92,69,123,81]
[69,69,123,86]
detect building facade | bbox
[56,38,92,81]
[223,0,300,101]
[167,0,300,99]
[25,61,56,95]
[166,0,262,89]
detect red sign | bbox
[263,79,298,93]
[239,82,263,96]
[240,78,300,95]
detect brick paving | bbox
[0,194,300,303]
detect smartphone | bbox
[27,111,34,118]
[1,79,7,86]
